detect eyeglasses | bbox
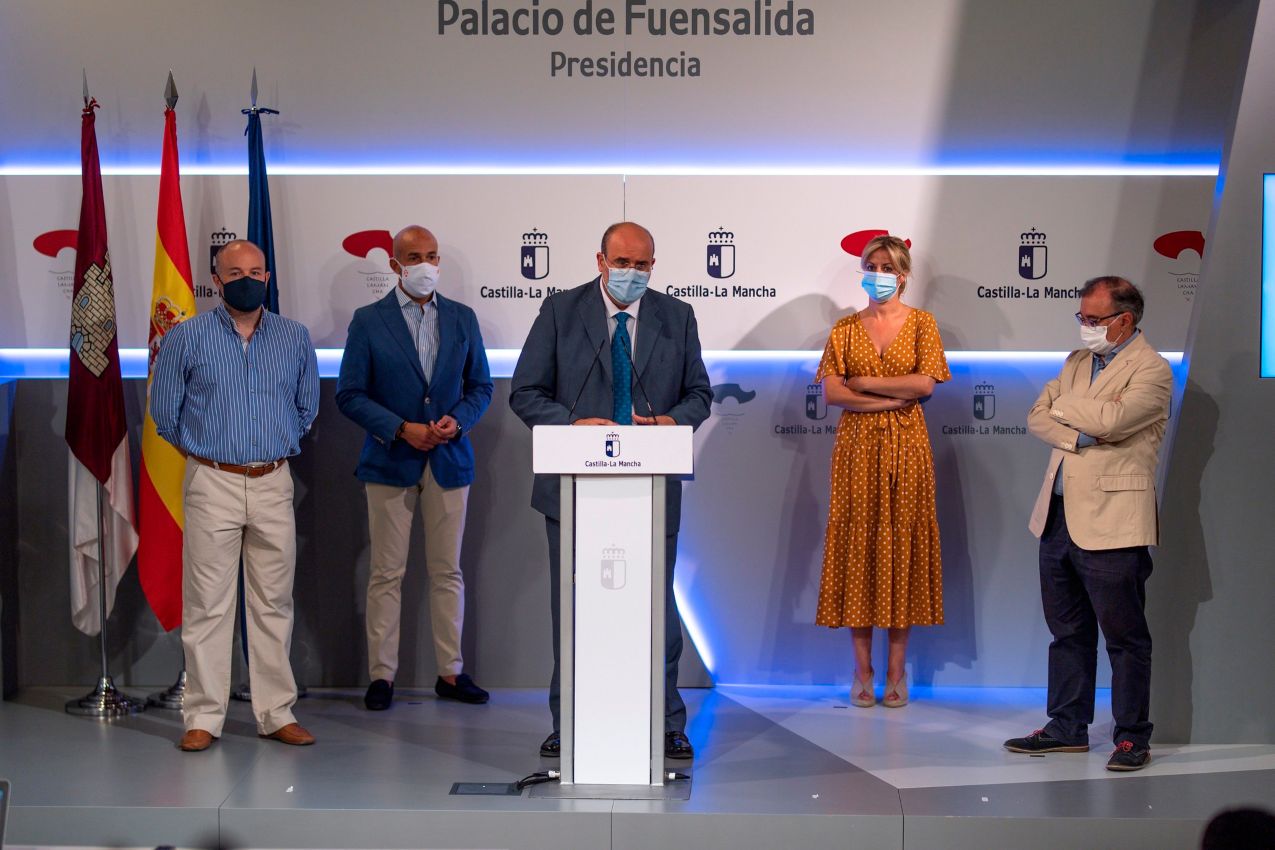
[607,258,653,273]
[1074,311,1125,328]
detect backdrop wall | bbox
[0,0,1266,743]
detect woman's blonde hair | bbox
[861,235,912,293]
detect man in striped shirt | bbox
[151,239,320,752]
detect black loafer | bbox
[1106,741,1150,771]
[540,732,561,757]
[364,679,393,711]
[665,730,694,760]
[435,673,489,704]
[1003,729,1089,754]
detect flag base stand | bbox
[65,482,146,718]
[147,668,186,710]
[65,675,147,717]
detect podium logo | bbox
[973,382,996,421]
[522,228,550,281]
[601,545,627,590]
[1019,227,1047,280]
[805,382,827,421]
[605,432,621,458]
[707,227,735,279]
[33,229,78,300]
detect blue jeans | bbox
[546,517,686,734]
[1039,493,1154,749]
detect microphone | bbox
[567,330,609,421]
[618,327,659,423]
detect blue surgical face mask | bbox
[220,275,268,312]
[860,270,899,302]
[605,265,650,305]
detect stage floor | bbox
[2,685,1274,849]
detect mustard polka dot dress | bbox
[815,309,951,628]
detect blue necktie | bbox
[612,312,633,425]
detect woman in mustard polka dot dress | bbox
[815,235,950,709]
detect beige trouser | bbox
[365,463,469,681]
[181,458,298,737]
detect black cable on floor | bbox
[515,770,560,790]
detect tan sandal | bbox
[883,675,909,708]
[851,671,876,707]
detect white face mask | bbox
[1080,323,1118,356]
[399,261,440,298]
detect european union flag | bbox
[244,99,280,313]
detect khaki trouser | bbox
[181,458,298,737]
[365,463,469,681]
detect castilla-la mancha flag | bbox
[138,103,195,631]
[66,97,138,635]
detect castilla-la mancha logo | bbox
[33,229,78,299]
[707,227,735,279]
[522,228,549,281]
[973,382,996,420]
[342,229,397,296]
[605,431,621,458]
[1019,228,1047,280]
[601,545,627,590]
[805,383,827,421]
[209,228,238,275]
[840,229,911,258]
[1153,230,1205,300]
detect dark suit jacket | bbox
[509,278,712,531]
[336,290,492,489]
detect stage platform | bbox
[2,685,1274,850]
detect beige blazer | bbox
[1027,332,1172,550]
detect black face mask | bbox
[220,275,268,312]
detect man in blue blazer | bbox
[336,225,493,710]
[510,221,712,760]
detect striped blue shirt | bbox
[150,304,320,464]
[396,285,439,383]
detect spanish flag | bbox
[139,92,195,631]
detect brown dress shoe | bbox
[260,722,316,746]
[178,729,216,752]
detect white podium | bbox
[532,425,694,788]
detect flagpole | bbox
[144,71,190,712]
[65,479,145,717]
[147,642,186,710]
[232,69,303,702]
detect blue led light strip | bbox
[0,164,1220,177]
[0,348,1185,380]
[1263,174,1275,378]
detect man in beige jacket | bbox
[1004,276,1172,772]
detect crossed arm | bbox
[823,373,936,413]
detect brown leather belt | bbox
[189,455,287,477]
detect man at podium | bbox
[510,221,712,760]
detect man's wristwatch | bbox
[394,421,407,441]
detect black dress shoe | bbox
[665,730,694,760]
[540,732,561,757]
[1106,741,1151,771]
[364,679,393,711]
[435,673,490,704]
[1003,729,1089,754]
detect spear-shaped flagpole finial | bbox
[250,67,258,108]
[82,68,89,106]
[164,70,178,110]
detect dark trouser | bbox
[1039,493,1154,749]
[546,517,686,734]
